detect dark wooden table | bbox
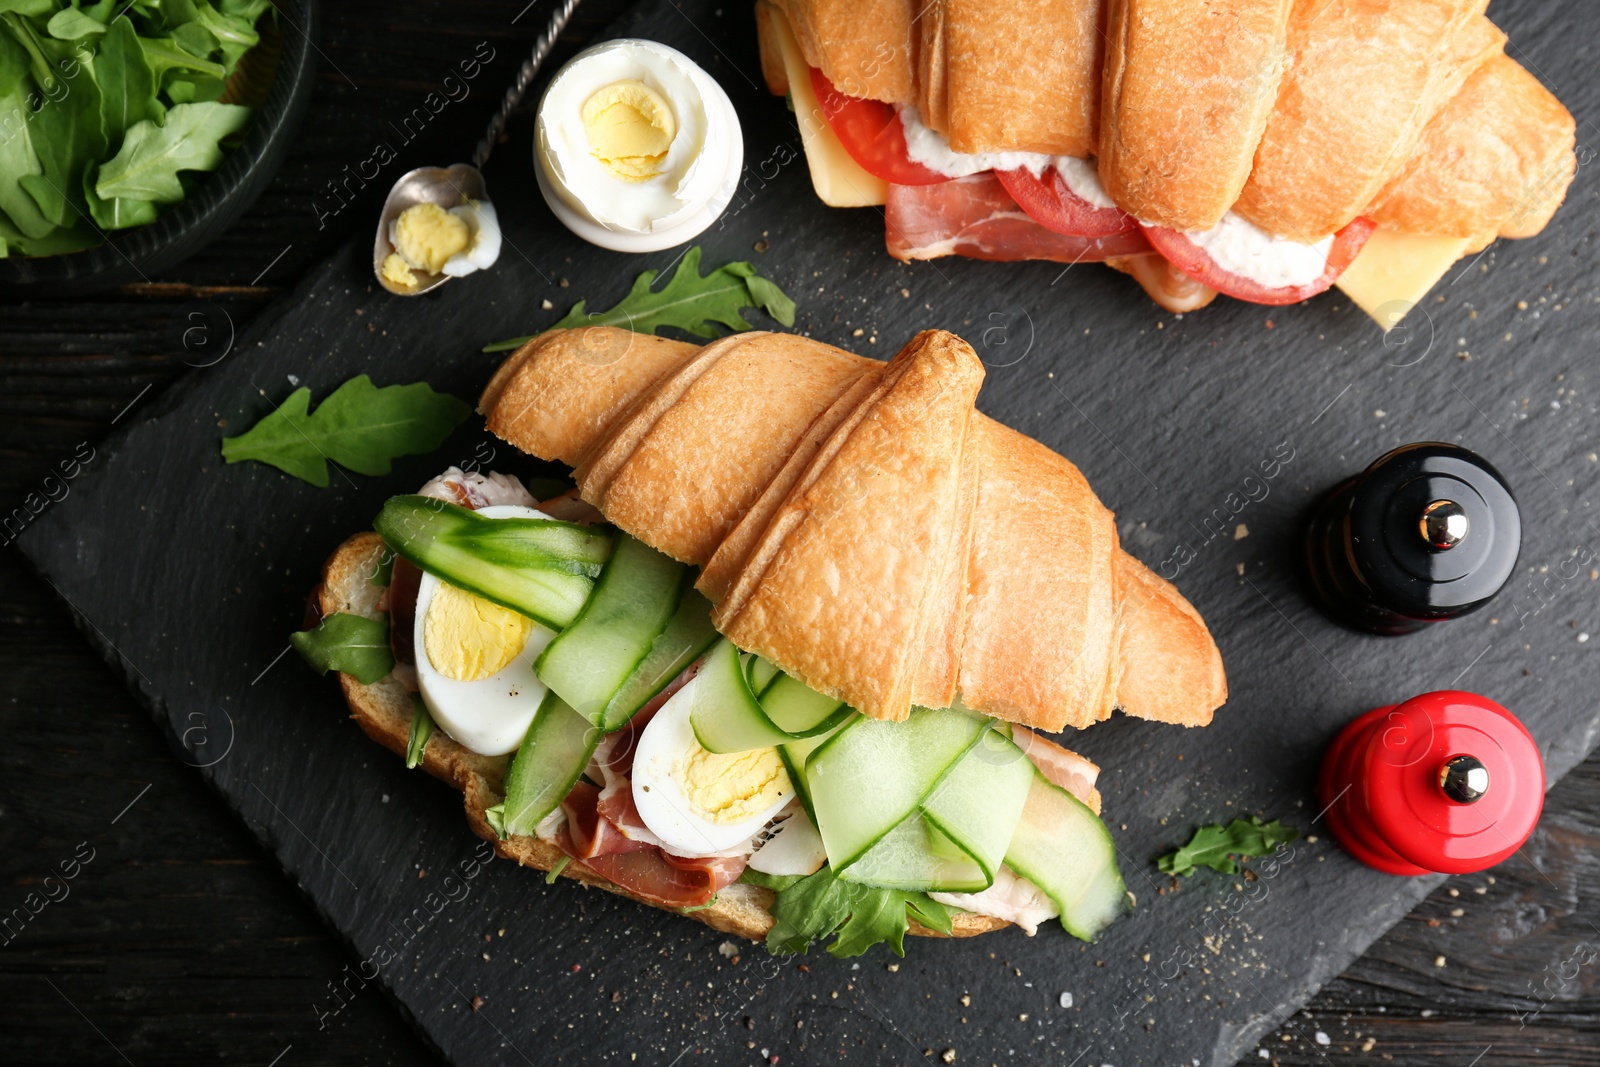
[3,2,1597,1063]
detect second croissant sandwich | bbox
[755,0,1576,323]
[303,327,1224,956]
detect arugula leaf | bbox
[764,865,956,959]
[96,16,161,150]
[17,36,106,229]
[290,613,394,685]
[45,8,107,40]
[0,36,56,239]
[0,1,57,17]
[94,100,248,204]
[406,695,434,769]
[0,208,101,256]
[220,376,473,487]
[84,164,159,230]
[481,247,798,353]
[138,35,227,80]
[738,869,800,893]
[192,0,258,69]
[1157,816,1300,877]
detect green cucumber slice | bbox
[807,706,988,873]
[1004,770,1130,941]
[778,723,846,820]
[759,672,850,736]
[598,578,718,731]
[922,729,1035,884]
[374,495,611,630]
[496,691,601,837]
[536,532,685,725]
[835,814,989,892]
[747,655,781,696]
[689,638,794,752]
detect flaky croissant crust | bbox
[481,326,1227,734]
[759,0,1574,246]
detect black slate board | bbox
[17,1,1598,1064]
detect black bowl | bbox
[0,0,319,296]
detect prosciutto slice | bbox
[886,173,1152,265]
[562,782,653,859]
[574,848,746,909]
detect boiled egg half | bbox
[535,39,742,252]
[381,199,502,291]
[630,676,794,857]
[412,504,554,756]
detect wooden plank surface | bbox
[2,1,1597,1063]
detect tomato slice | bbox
[1142,217,1377,306]
[809,67,949,186]
[994,167,1137,238]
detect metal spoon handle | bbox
[472,0,584,170]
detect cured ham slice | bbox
[562,782,654,859]
[886,173,1152,265]
[1011,726,1102,814]
[575,849,747,909]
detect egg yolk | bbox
[581,80,676,182]
[423,581,532,682]
[680,745,791,825]
[392,202,471,275]
[381,253,418,289]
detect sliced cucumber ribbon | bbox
[806,707,1036,893]
[537,532,717,730]
[690,639,854,753]
[1004,769,1130,941]
[491,690,601,838]
[374,495,611,631]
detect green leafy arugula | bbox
[220,376,473,487]
[0,0,266,257]
[1157,816,1300,877]
[290,613,394,685]
[750,865,955,959]
[406,694,435,769]
[94,101,250,203]
[481,247,797,353]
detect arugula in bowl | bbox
[0,0,272,258]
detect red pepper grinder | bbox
[1318,690,1545,875]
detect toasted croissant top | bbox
[763,0,1574,242]
[481,327,1227,733]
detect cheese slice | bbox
[1336,229,1471,330]
[765,5,888,208]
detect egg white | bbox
[537,38,737,235]
[630,676,794,857]
[441,201,502,277]
[412,504,554,756]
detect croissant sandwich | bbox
[300,327,1225,955]
[754,0,1575,324]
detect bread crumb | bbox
[1434,956,1447,968]
[941,1050,956,1064]
[1234,524,1249,540]
[960,994,971,1007]
[1361,1038,1377,1052]
[541,299,554,310]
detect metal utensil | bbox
[373,0,582,296]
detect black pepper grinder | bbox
[1304,442,1520,635]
